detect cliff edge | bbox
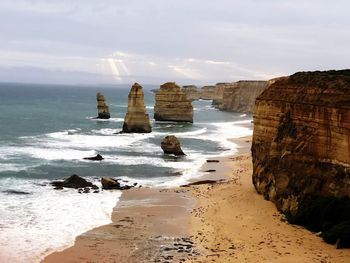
[217,81,268,113]
[252,70,350,214]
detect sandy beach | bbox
[43,136,350,262]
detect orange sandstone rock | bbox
[122,83,152,133]
[251,70,350,214]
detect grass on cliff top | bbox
[286,196,350,248]
[289,69,350,88]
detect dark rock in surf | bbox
[101,177,121,190]
[51,174,96,189]
[2,190,31,195]
[78,187,91,194]
[83,154,104,161]
[101,177,134,190]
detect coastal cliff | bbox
[217,81,268,113]
[122,83,152,133]
[182,85,223,101]
[154,82,193,123]
[182,81,268,113]
[251,70,350,215]
[96,92,110,119]
[182,85,199,100]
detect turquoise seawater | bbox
[0,82,252,262]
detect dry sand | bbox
[186,153,350,263]
[43,136,350,263]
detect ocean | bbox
[0,82,252,262]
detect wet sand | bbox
[43,187,198,263]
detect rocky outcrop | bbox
[101,177,135,190]
[251,70,350,215]
[96,92,110,119]
[154,82,193,123]
[161,135,185,156]
[216,81,268,113]
[122,83,152,133]
[51,174,97,189]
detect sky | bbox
[0,0,349,86]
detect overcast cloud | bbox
[0,0,349,85]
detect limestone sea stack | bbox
[96,92,110,119]
[122,83,152,133]
[154,82,193,123]
[161,135,185,156]
[251,70,350,214]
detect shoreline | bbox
[43,134,350,262]
[42,135,251,263]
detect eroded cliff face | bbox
[182,85,224,101]
[154,82,193,123]
[217,81,268,113]
[181,81,268,113]
[182,85,199,100]
[122,83,152,133]
[252,70,350,214]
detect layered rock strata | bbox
[182,85,199,100]
[182,85,224,102]
[154,82,193,123]
[161,135,185,156]
[122,83,152,133]
[181,81,268,113]
[251,70,350,214]
[217,81,268,113]
[96,92,110,119]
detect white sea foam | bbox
[170,127,207,137]
[86,117,124,122]
[0,178,120,263]
[0,146,96,161]
[91,128,117,135]
[0,163,38,172]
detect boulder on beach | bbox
[96,92,111,119]
[51,174,96,189]
[101,177,121,189]
[161,135,185,156]
[101,177,133,190]
[83,154,104,161]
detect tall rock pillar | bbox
[122,83,152,133]
[96,92,111,119]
